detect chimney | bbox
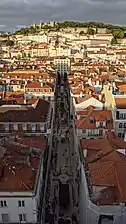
[99,94,102,101]
[24,98,26,104]
[2,91,5,99]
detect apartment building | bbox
[114,97,126,139]
[31,47,49,57]
[16,34,48,43]
[71,63,86,71]
[0,98,52,137]
[74,96,103,111]
[54,57,70,74]
[95,33,113,41]
[80,131,126,224]
[1,70,55,94]
[25,82,54,100]
[56,47,71,57]
[76,109,113,139]
[0,136,45,223]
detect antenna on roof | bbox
[22,181,30,190]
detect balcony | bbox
[0,129,48,137]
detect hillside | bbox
[14,21,126,35]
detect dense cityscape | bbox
[0,20,126,223]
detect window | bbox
[31,123,36,132]
[119,123,123,128]
[90,117,94,124]
[13,123,18,131]
[118,132,122,138]
[4,123,9,132]
[0,201,7,207]
[22,123,27,131]
[99,130,103,136]
[40,123,44,132]
[98,215,113,224]
[1,214,9,223]
[99,122,103,127]
[120,113,123,119]
[124,123,126,128]
[19,214,26,222]
[18,200,25,207]
[116,111,119,119]
[82,129,86,134]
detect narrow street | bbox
[41,71,81,224]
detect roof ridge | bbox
[77,109,93,128]
[89,142,116,163]
[107,134,125,150]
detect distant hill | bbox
[14,21,126,35]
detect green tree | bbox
[19,28,27,35]
[6,39,14,46]
[106,29,112,34]
[112,30,124,39]
[43,25,51,30]
[111,37,118,45]
[13,21,126,36]
[79,31,85,35]
[29,26,36,34]
[87,28,95,35]
[96,27,98,34]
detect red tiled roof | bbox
[81,134,126,203]
[115,98,126,109]
[89,161,116,186]
[0,136,46,192]
[26,82,41,88]
[16,137,46,149]
[76,109,113,129]
[0,99,50,122]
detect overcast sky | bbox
[1,0,126,31]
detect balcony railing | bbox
[0,129,48,134]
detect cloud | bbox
[0,0,126,31]
[16,25,26,29]
[0,25,6,28]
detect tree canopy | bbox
[56,21,126,30]
[6,39,14,46]
[112,30,124,39]
[79,31,85,35]
[87,28,95,35]
[111,37,118,45]
[14,21,126,35]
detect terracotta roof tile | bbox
[115,98,126,109]
[81,134,126,203]
[76,109,113,129]
[0,99,50,122]
[0,136,46,192]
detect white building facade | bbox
[0,153,43,223]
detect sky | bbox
[1,0,126,31]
